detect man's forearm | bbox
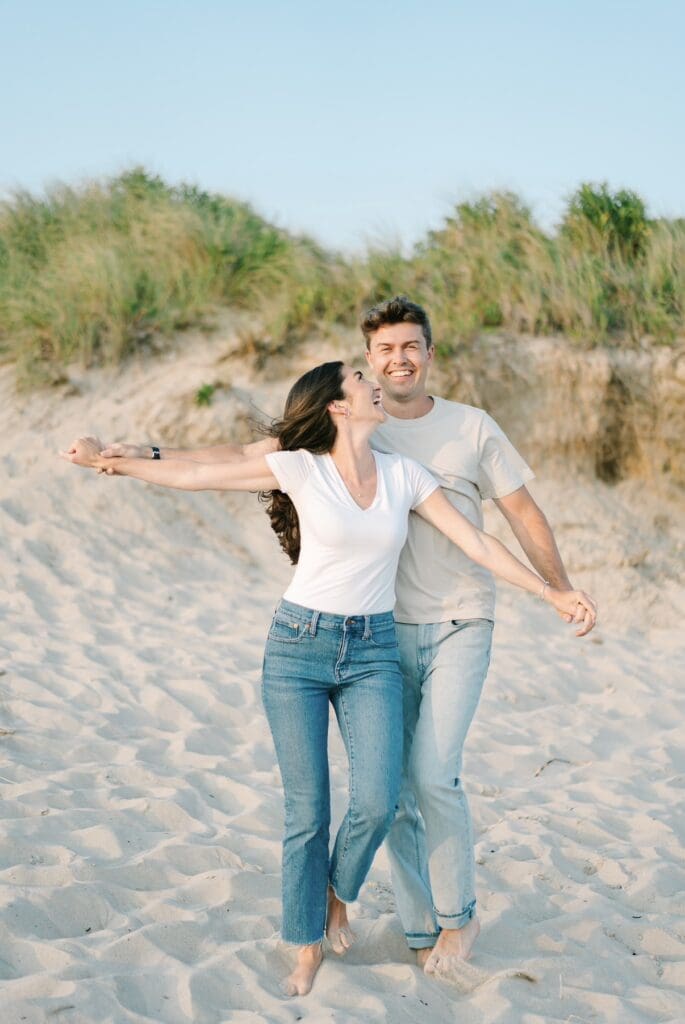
[506,508,572,589]
[156,443,245,463]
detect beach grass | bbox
[1,169,682,385]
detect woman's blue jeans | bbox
[262,599,404,946]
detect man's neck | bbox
[380,392,434,420]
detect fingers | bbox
[575,612,595,637]
[99,445,121,458]
[573,592,597,637]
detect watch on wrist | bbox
[151,445,161,460]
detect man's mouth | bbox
[388,369,413,379]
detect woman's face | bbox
[339,366,385,424]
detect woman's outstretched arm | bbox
[60,437,278,492]
[415,489,597,636]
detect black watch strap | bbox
[151,445,161,460]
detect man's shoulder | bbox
[432,396,489,425]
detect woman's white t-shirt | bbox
[265,449,439,615]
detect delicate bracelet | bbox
[539,579,550,601]
[151,445,161,460]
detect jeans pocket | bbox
[268,614,310,644]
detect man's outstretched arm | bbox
[99,435,280,466]
[494,486,582,622]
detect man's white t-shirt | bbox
[372,397,535,623]
[265,449,439,616]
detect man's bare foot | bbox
[416,947,434,968]
[281,942,323,997]
[326,886,356,955]
[424,916,480,975]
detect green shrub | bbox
[195,383,216,406]
[562,182,649,261]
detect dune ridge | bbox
[1,327,684,1022]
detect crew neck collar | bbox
[380,396,440,428]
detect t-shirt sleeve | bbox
[264,450,314,496]
[404,457,441,509]
[477,413,535,500]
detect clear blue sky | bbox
[2,0,683,251]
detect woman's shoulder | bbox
[375,449,423,470]
[375,450,433,482]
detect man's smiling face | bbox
[364,322,434,404]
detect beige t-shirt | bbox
[371,396,534,623]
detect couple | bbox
[62,296,596,998]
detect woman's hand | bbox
[545,587,597,637]
[59,436,105,470]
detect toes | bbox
[327,925,354,955]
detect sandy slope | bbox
[1,333,684,1023]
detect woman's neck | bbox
[329,424,376,478]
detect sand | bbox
[1,332,684,1023]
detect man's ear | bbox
[364,347,373,366]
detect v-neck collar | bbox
[324,450,381,513]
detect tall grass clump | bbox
[355,184,685,351]
[0,168,323,383]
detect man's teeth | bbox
[390,370,412,377]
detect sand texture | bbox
[1,330,684,1023]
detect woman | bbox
[61,361,596,997]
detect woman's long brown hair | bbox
[259,361,344,563]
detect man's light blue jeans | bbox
[262,600,404,946]
[385,617,493,949]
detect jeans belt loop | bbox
[363,615,371,640]
[310,610,320,636]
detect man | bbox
[98,295,593,976]
[360,296,593,975]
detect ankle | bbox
[296,942,322,961]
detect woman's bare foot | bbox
[281,942,323,997]
[326,886,356,955]
[424,916,480,975]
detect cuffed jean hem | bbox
[406,931,440,950]
[435,897,476,930]
[327,880,354,905]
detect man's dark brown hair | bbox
[360,295,433,349]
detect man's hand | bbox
[545,587,597,638]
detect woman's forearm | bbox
[464,530,543,596]
[96,454,275,492]
[103,456,208,489]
